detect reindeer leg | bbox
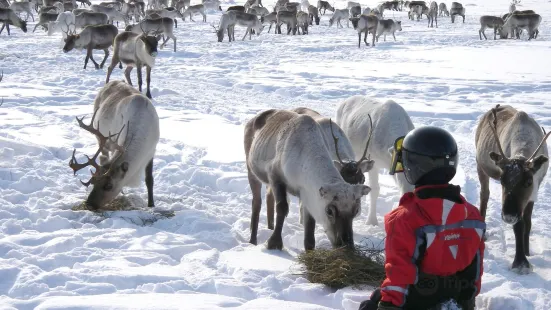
[137,65,143,92]
[0,23,4,34]
[303,203,316,250]
[242,28,248,41]
[203,13,206,22]
[32,23,40,33]
[266,186,274,230]
[6,24,9,36]
[512,219,531,273]
[266,181,288,250]
[358,32,361,48]
[124,66,133,85]
[523,201,533,256]
[145,66,152,99]
[248,170,262,245]
[477,165,489,221]
[145,158,155,207]
[99,48,109,69]
[89,48,101,70]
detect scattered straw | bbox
[296,240,386,290]
[72,196,133,212]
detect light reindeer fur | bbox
[73,11,109,30]
[72,8,93,16]
[276,10,297,34]
[244,109,371,250]
[183,4,206,22]
[260,11,277,32]
[307,4,319,25]
[175,0,190,12]
[121,2,141,23]
[502,12,541,40]
[247,5,269,16]
[70,80,160,210]
[216,10,264,41]
[350,5,361,17]
[450,1,465,23]
[99,2,123,11]
[106,29,160,99]
[202,0,222,11]
[296,11,309,34]
[376,19,401,41]
[62,24,118,70]
[90,4,128,25]
[40,2,64,15]
[427,1,437,27]
[32,12,58,32]
[329,8,349,28]
[475,104,549,274]
[362,7,371,15]
[0,8,28,35]
[146,7,183,27]
[47,11,76,38]
[317,0,333,15]
[301,0,309,12]
[347,1,360,9]
[438,2,448,16]
[292,107,374,225]
[9,1,34,22]
[350,14,378,47]
[479,15,504,40]
[125,17,177,52]
[336,96,415,225]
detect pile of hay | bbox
[72,196,134,212]
[296,241,386,289]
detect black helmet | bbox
[395,126,459,185]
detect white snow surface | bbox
[1,0,551,309]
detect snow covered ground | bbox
[1,0,551,309]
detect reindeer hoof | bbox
[511,258,532,274]
[266,234,283,250]
[249,237,257,245]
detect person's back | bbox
[360,126,485,310]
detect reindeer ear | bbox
[319,186,330,198]
[530,155,548,172]
[489,151,503,165]
[354,184,371,197]
[358,159,374,173]
[121,161,129,172]
[333,160,344,172]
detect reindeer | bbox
[248,5,269,16]
[276,10,297,34]
[99,2,123,11]
[0,8,28,35]
[350,14,378,47]
[427,1,437,27]
[74,11,109,30]
[146,7,183,27]
[121,2,141,23]
[260,11,277,32]
[301,0,309,12]
[362,7,371,15]
[32,12,58,32]
[40,2,65,14]
[226,5,245,12]
[202,0,222,11]
[500,10,536,39]
[90,4,127,25]
[501,12,541,40]
[347,1,360,9]
[292,107,374,225]
[72,8,92,15]
[376,19,401,41]
[9,1,34,22]
[328,8,348,28]
[106,28,159,99]
[126,17,176,52]
[245,109,371,250]
[222,10,264,40]
[349,5,361,17]
[0,0,8,8]
[63,24,118,70]
[47,11,75,38]
[317,0,333,15]
[296,10,309,34]
[475,104,549,274]
[182,4,206,22]
[438,2,448,16]
[307,4,319,25]
[450,2,464,23]
[479,15,504,40]
[336,96,415,225]
[69,80,160,210]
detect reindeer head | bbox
[349,17,360,29]
[329,117,374,185]
[18,19,28,33]
[487,105,550,225]
[69,110,130,210]
[318,182,371,247]
[63,33,80,53]
[211,23,223,42]
[396,20,402,31]
[139,23,160,57]
[328,16,335,26]
[314,15,320,25]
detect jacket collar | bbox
[414,184,464,204]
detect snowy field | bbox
[1,0,551,309]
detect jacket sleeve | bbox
[380,209,418,307]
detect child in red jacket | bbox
[359,126,486,310]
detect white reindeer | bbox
[69,80,160,210]
[329,8,349,28]
[47,11,76,39]
[336,96,415,225]
[245,109,371,250]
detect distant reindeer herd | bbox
[0,0,547,275]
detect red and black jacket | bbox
[380,184,486,308]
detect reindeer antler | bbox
[528,127,551,163]
[210,23,219,33]
[488,104,508,161]
[329,118,345,165]
[69,109,127,186]
[357,114,373,166]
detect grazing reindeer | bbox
[450,2,465,23]
[69,80,160,210]
[260,11,277,32]
[296,11,309,34]
[350,14,378,47]
[427,1,437,27]
[106,28,159,99]
[349,5,361,17]
[475,104,549,274]
[479,16,504,40]
[328,8,349,28]
[74,11,109,30]
[32,12,58,32]
[244,109,371,250]
[376,19,401,41]
[500,10,536,39]
[307,4,319,25]
[214,11,264,41]
[47,11,75,38]
[0,8,28,35]
[125,17,177,52]
[9,2,34,22]
[183,4,206,22]
[438,2,448,16]
[276,10,297,34]
[336,96,415,225]
[501,12,541,40]
[292,107,374,225]
[317,0,333,15]
[146,7,184,27]
[63,24,119,70]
